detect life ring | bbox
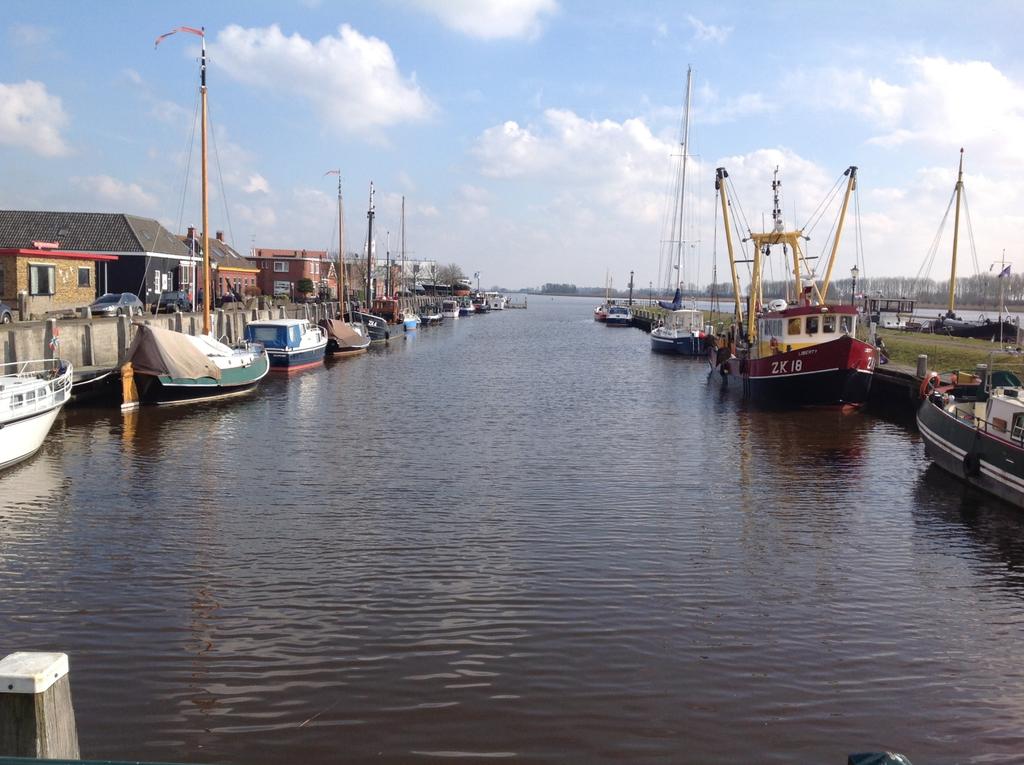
[963,452,982,477]
[919,371,940,399]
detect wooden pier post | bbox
[0,652,80,759]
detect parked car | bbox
[88,292,145,317]
[0,301,13,323]
[154,290,193,314]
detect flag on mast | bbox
[999,264,1011,278]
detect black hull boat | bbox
[929,315,1019,342]
[348,311,390,342]
[917,371,1024,508]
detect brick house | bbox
[0,211,198,308]
[248,248,337,300]
[0,244,118,316]
[183,229,261,302]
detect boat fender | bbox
[963,452,982,477]
[919,371,940,399]
[769,336,779,354]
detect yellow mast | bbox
[715,168,743,326]
[949,148,965,315]
[818,166,858,303]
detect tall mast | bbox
[400,196,406,296]
[199,32,210,335]
[365,182,375,305]
[675,66,693,291]
[337,173,346,315]
[385,230,391,297]
[949,148,965,315]
[155,25,207,329]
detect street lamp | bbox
[850,264,859,306]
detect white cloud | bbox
[697,84,775,125]
[70,175,159,212]
[474,108,672,223]
[243,174,270,194]
[8,23,54,47]
[0,80,69,157]
[687,15,732,45]
[407,0,558,41]
[215,24,432,139]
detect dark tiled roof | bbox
[182,234,259,270]
[125,215,190,257]
[0,210,188,256]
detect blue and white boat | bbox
[605,304,633,327]
[650,291,705,355]
[244,318,327,372]
[400,310,421,331]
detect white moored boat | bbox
[442,299,460,319]
[0,358,73,471]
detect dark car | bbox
[0,301,13,323]
[88,292,145,317]
[154,290,193,313]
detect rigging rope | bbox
[207,103,236,248]
[174,87,201,235]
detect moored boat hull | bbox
[0,406,63,471]
[728,336,876,407]
[266,342,327,372]
[135,352,270,405]
[917,397,1024,508]
[650,332,702,356]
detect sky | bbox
[2,0,1023,292]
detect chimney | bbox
[187,226,196,239]
[215,231,224,241]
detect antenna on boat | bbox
[771,166,784,234]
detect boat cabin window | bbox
[840,316,852,334]
[806,316,819,334]
[762,318,783,338]
[822,315,836,333]
[1012,413,1024,442]
[787,318,801,335]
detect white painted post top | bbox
[0,652,69,694]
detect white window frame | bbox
[29,263,56,296]
[273,261,289,273]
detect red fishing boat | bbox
[716,165,877,407]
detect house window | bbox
[29,264,55,296]
[78,267,91,288]
[274,261,288,273]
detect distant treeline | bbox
[544,273,1022,306]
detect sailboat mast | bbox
[199,32,211,336]
[337,174,346,315]
[401,196,406,296]
[675,66,693,291]
[366,182,375,306]
[949,148,965,315]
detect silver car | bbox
[88,292,145,317]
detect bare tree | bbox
[437,263,466,287]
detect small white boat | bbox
[605,304,633,327]
[485,291,506,310]
[442,299,460,319]
[0,358,73,471]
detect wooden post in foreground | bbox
[0,652,80,759]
